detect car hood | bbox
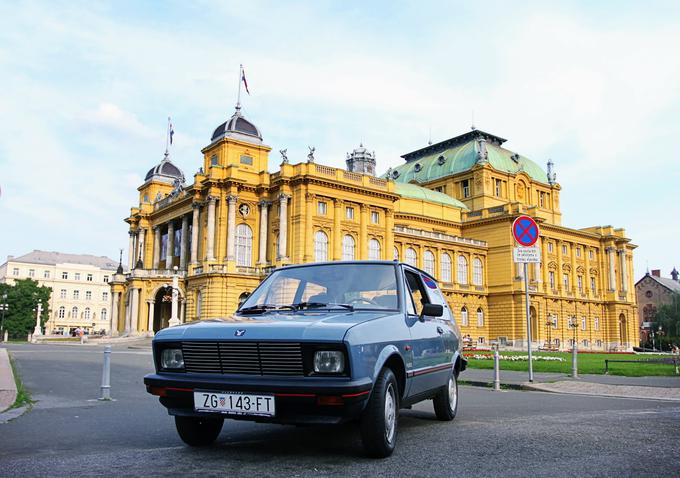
[153,310,398,342]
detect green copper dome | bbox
[386,130,549,185]
[394,183,468,210]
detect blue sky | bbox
[1,0,679,280]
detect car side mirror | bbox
[420,303,443,321]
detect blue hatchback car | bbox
[144,261,466,457]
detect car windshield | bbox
[239,263,400,312]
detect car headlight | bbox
[160,348,184,369]
[313,350,345,373]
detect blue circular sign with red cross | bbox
[512,215,539,247]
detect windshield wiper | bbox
[238,304,295,314]
[293,302,354,311]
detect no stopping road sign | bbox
[512,215,539,247]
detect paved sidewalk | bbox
[525,381,680,401]
[0,348,17,411]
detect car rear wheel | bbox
[360,367,399,458]
[433,371,458,421]
[175,416,224,446]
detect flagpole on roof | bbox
[236,64,243,112]
[164,117,171,158]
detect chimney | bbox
[671,267,679,282]
[7,255,13,261]
[651,269,661,278]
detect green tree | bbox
[652,292,680,351]
[0,279,52,339]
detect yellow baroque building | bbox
[109,105,638,351]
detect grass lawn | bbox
[8,353,33,409]
[464,351,680,377]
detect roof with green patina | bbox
[385,129,548,185]
[394,182,468,210]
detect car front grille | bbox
[181,341,304,376]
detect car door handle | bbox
[437,326,444,335]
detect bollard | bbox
[99,345,112,401]
[571,344,578,379]
[493,347,501,391]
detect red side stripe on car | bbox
[406,363,452,378]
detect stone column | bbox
[110,292,119,335]
[152,226,161,270]
[191,203,200,264]
[360,204,369,260]
[385,210,394,261]
[226,195,238,261]
[333,199,343,261]
[147,300,155,334]
[124,292,131,333]
[607,247,616,291]
[130,288,140,333]
[180,300,186,324]
[304,193,314,261]
[166,222,175,269]
[278,194,289,260]
[206,197,217,261]
[180,215,189,270]
[258,200,270,264]
[137,228,146,268]
[128,231,135,271]
[618,249,628,293]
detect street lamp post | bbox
[0,293,8,335]
[568,317,578,379]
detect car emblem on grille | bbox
[235,329,246,337]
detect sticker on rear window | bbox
[422,275,437,289]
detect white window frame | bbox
[62,271,68,280]
[60,289,67,299]
[440,253,452,283]
[423,251,435,276]
[317,201,327,215]
[594,317,600,331]
[101,309,107,322]
[342,235,355,261]
[87,273,93,282]
[457,255,468,285]
[28,269,35,278]
[102,292,108,301]
[84,307,91,320]
[44,270,50,279]
[73,290,80,300]
[563,273,569,289]
[461,307,469,326]
[75,273,81,281]
[549,271,555,289]
[371,211,379,224]
[314,231,329,262]
[405,248,417,267]
[85,291,92,301]
[472,258,483,286]
[58,306,65,319]
[368,239,381,260]
[235,223,253,267]
[345,207,354,220]
[71,306,78,318]
[476,308,484,327]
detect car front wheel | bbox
[433,370,458,421]
[175,416,224,446]
[360,367,399,458]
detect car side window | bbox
[404,270,430,316]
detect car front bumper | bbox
[144,373,373,425]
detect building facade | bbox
[635,268,680,342]
[110,105,638,351]
[0,250,119,334]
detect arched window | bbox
[476,307,484,327]
[405,248,417,267]
[71,306,78,318]
[58,306,65,319]
[457,255,468,284]
[101,309,107,322]
[423,251,435,275]
[342,235,355,260]
[461,306,469,326]
[314,231,328,262]
[84,307,91,320]
[440,253,452,283]
[235,224,253,267]
[473,258,483,286]
[368,239,381,260]
[393,246,399,261]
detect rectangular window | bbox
[44,270,50,278]
[590,277,596,293]
[495,179,502,197]
[60,289,67,299]
[371,211,379,224]
[12,268,19,276]
[239,155,253,165]
[562,245,568,255]
[87,273,93,282]
[317,201,327,215]
[594,317,600,330]
[85,291,92,300]
[539,191,545,207]
[461,179,470,198]
[577,276,583,291]
[548,242,553,253]
[576,247,581,258]
[62,271,68,280]
[102,292,108,301]
[589,250,594,260]
[581,317,587,331]
[103,275,109,283]
[549,271,555,289]
[563,273,569,289]
[210,154,218,166]
[345,207,354,220]
[75,273,81,281]
[73,290,80,300]
[28,269,35,278]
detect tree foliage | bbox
[651,292,680,350]
[0,279,52,339]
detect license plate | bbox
[194,391,275,417]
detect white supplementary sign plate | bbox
[513,246,541,263]
[194,391,275,417]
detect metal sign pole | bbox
[524,262,534,382]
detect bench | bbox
[604,357,680,375]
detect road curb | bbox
[0,348,18,412]
[521,381,680,402]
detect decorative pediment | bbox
[548,261,558,270]
[562,264,571,272]
[589,268,599,276]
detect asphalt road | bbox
[1,343,679,477]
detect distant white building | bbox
[0,250,120,334]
